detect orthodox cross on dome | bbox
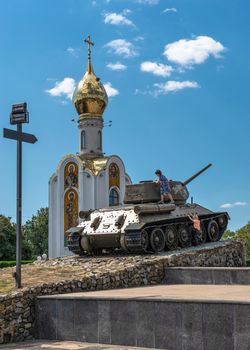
[84,34,94,62]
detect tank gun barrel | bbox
[183,163,212,186]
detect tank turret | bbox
[169,163,212,204]
[124,163,212,205]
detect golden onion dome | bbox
[72,35,108,121]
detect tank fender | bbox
[66,226,84,235]
[125,222,145,231]
[134,203,175,214]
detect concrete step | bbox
[0,340,163,350]
[164,267,250,285]
[36,284,250,350]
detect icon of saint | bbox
[65,164,78,188]
[66,191,78,229]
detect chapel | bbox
[48,36,132,258]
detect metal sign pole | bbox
[16,123,22,288]
[3,102,37,289]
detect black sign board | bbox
[10,103,29,125]
[3,128,37,144]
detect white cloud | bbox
[103,12,135,27]
[220,203,234,209]
[106,0,158,3]
[140,61,173,77]
[67,47,79,58]
[105,39,137,58]
[154,80,199,94]
[46,77,57,82]
[135,80,199,97]
[135,88,149,95]
[234,201,247,206]
[220,202,248,209]
[135,0,159,4]
[104,82,119,97]
[122,9,132,15]
[107,62,127,71]
[46,77,76,100]
[163,8,177,13]
[134,35,145,42]
[164,36,226,67]
[217,64,225,72]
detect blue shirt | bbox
[159,174,171,194]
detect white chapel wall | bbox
[48,173,58,258]
[79,170,95,211]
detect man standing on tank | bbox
[155,170,174,204]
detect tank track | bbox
[67,231,83,255]
[122,231,146,253]
[123,213,228,254]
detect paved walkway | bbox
[40,284,250,304]
[0,341,160,350]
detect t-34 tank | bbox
[67,163,230,255]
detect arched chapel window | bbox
[97,131,102,150]
[109,188,119,206]
[81,130,86,149]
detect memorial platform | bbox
[1,240,246,347]
[36,281,250,350]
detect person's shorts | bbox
[193,229,202,245]
[160,185,171,195]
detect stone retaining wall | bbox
[0,240,246,344]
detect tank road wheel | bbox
[165,225,178,250]
[150,228,166,253]
[178,225,192,248]
[217,214,228,230]
[217,214,228,240]
[207,220,220,242]
[141,229,149,252]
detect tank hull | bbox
[67,203,230,255]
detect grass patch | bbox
[0,260,33,269]
[0,279,14,294]
[247,260,250,267]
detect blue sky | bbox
[0,0,249,230]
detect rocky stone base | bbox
[0,239,246,344]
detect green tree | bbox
[235,222,250,259]
[0,215,16,260]
[0,215,32,260]
[223,222,250,259]
[222,229,235,240]
[23,207,48,258]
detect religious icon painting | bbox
[64,162,79,189]
[64,188,79,246]
[109,163,120,188]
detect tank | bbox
[67,164,230,255]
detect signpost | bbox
[3,103,37,288]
